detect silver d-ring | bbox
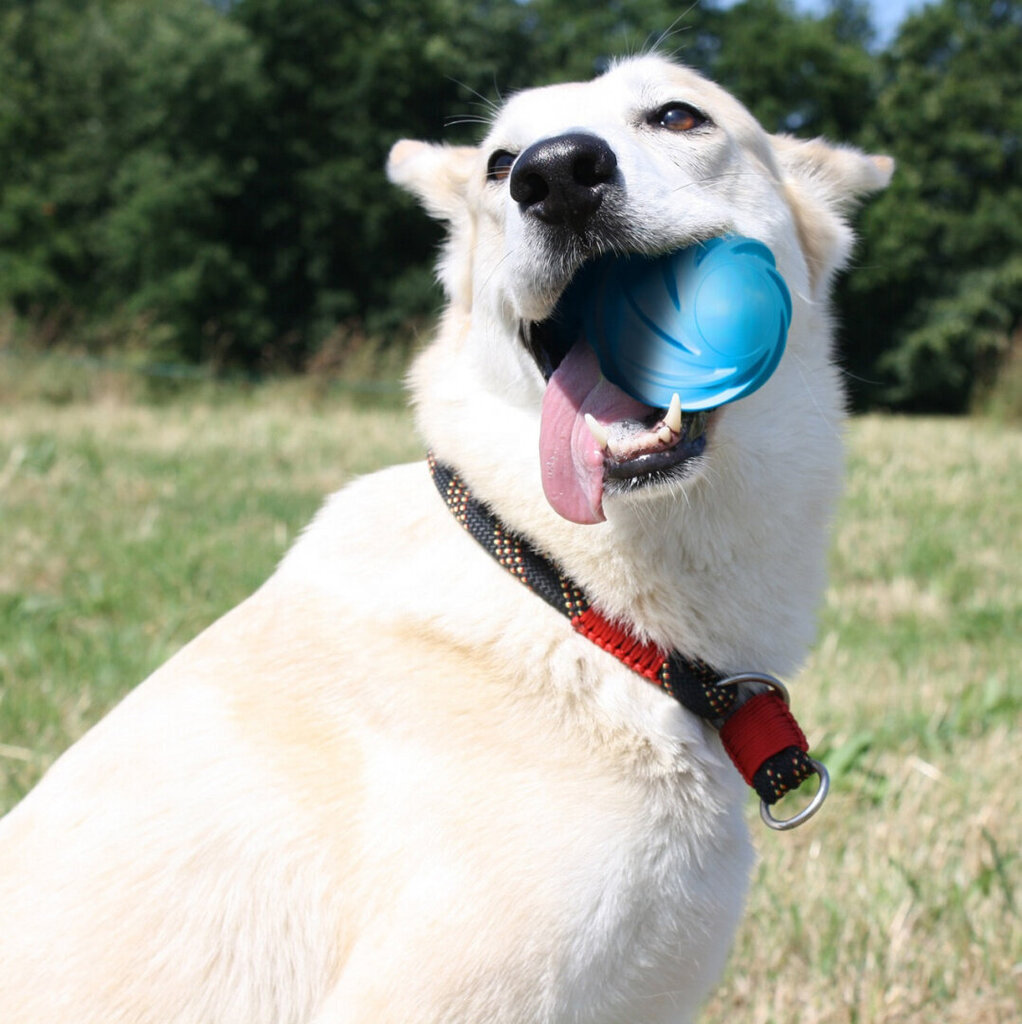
[718,671,790,706]
[760,759,830,831]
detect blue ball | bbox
[552,236,792,411]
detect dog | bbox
[0,54,890,1023]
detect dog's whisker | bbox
[446,76,502,118]
[791,351,844,444]
[644,8,699,59]
[444,119,493,136]
[668,171,765,196]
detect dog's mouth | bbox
[521,299,713,525]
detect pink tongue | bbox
[539,339,653,524]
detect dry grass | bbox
[0,375,1019,1021]
[704,416,1021,1024]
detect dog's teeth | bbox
[666,393,682,434]
[584,413,609,451]
[657,425,673,444]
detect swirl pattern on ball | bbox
[552,236,792,411]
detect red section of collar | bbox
[573,605,814,806]
[719,692,808,786]
[571,606,666,682]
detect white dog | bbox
[0,55,890,1023]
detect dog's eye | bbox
[486,150,516,183]
[651,103,709,133]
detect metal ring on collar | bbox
[718,670,790,705]
[759,758,830,831]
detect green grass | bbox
[1,373,1019,1022]
[0,377,420,802]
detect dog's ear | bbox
[771,135,893,291]
[387,140,477,223]
[388,140,479,308]
[771,135,893,208]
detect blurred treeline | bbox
[0,0,1018,411]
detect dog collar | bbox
[428,455,829,830]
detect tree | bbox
[512,0,719,84]
[3,0,1015,409]
[0,0,268,361]
[225,0,540,362]
[709,0,878,139]
[0,0,541,366]
[839,0,1022,410]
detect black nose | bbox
[509,132,618,232]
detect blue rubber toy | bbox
[552,236,792,411]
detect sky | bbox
[791,0,929,45]
[719,0,932,47]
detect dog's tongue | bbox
[540,338,651,524]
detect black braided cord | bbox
[428,455,814,805]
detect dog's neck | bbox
[427,454,828,828]
[410,318,842,676]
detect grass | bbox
[0,375,419,801]
[0,369,1019,1022]
[702,416,1021,1023]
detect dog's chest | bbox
[336,714,750,1023]
[276,467,754,1019]
[316,638,751,1021]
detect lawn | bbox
[0,370,1019,1022]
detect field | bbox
[0,367,1019,1022]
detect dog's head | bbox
[390,55,891,544]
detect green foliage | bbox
[0,0,1018,407]
[0,0,539,366]
[840,0,1022,411]
[225,0,536,356]
[508,0,715,83]
[0,0,269,359]
[709,0,878,139]
[882,258,1022,409]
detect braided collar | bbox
[428,455,828,831]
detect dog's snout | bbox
[509,132,618,232]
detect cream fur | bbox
[0,55,890,1023]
